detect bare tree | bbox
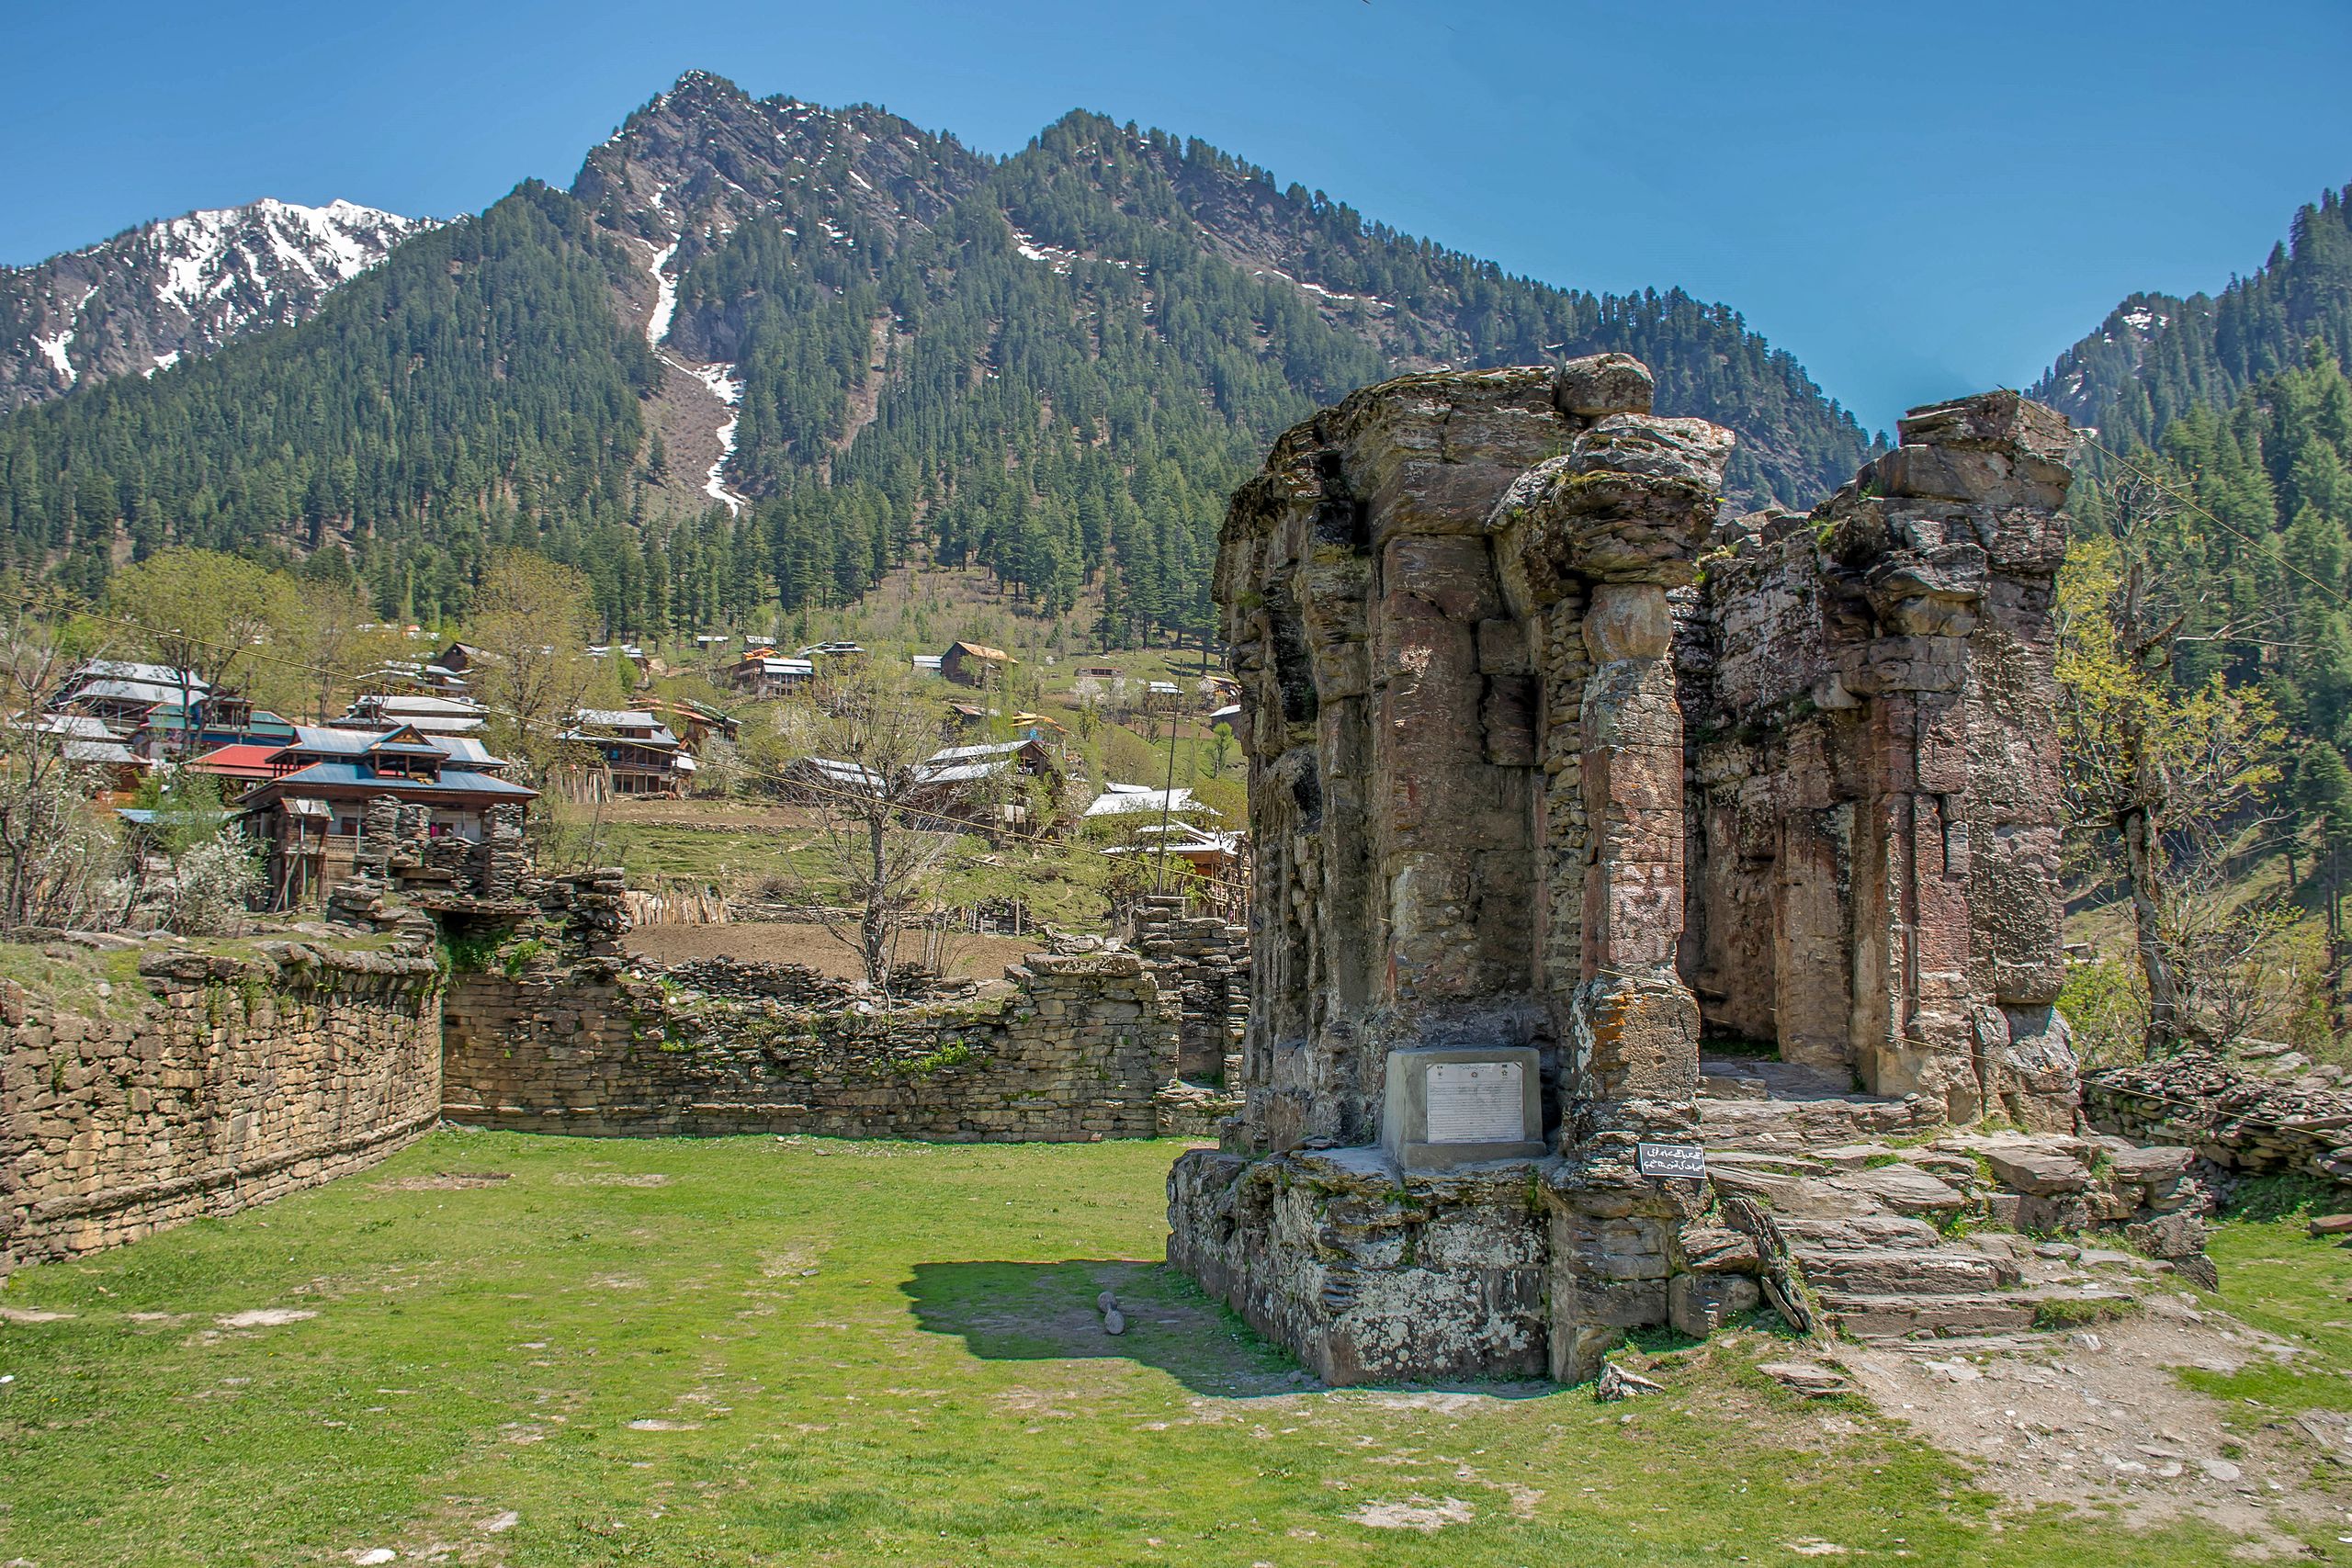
[109,548,294,756]
[2059,485,2287,1054]
[280,578,405,722]
[463,550,599,786]
[775,661,978,998]
[0,598,126,930]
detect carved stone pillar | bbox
[1492,410,1736,1147]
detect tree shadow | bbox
[902,1258,1318,1397]
[902,1258,1565,1403]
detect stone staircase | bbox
[1692,1057,2200,1343]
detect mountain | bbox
[2032,184,2352,448]
[0,198,430,412]
[0,71,1882,640]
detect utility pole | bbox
[1154,690,1179,896]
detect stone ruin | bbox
[1170,357,2211,1384]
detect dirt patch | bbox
[374,1172,511,1191]
[0,1306,75,1324]
[624,919,1035,981]
[214,1309,317,1329]
[550,1172,672,1188]
[1345,1496,1476,1531]
[1839,1295,2341,1546]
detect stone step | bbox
[1773,1213,1945,1251]
[1696,1094,1933,1148]
[1815,1290,2041,1339]
[1792,1247,2005,1297]
[1706,1164,1877,1218]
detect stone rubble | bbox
[2085,1044,2352,1188]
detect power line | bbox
[2075,428,2352,615]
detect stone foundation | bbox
[1168,1146,1549,1384]
[1,944,443,1270]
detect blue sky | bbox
[5,0,2347,432]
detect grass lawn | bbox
[0,1133,2344,1567]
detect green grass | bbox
[0,1134,2338,1566]
[0,941,153,1021]
[2179,1179,2352,1418]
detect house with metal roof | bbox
[725,651,816,697]
[558,709,695,798]
[940,640,1013,688]
[1081,784,1206,820]
[339,692,492,735]
[231,725,538,908]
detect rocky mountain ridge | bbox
[2030,182,2352,448]
[0,197,430,412]
[0,72,1904,631]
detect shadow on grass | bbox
[903,1258,1310,1395]
[904,1258,1568,1404]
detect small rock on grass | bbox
[2310,1213,2352,1238]
[1595,1362,1666,1402]
[1102,1307,1126,1337]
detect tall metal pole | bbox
[1154,688,1178,895]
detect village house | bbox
[15,713,147,798]
[725,649,816,697]
[47,660,302,761]
[230,724,537,908]
[939,640,1012,688]
[49,660,207,737]
[558,709,695,797]
[782,737,1063,831]
[1081,783,1207,823]
[341,692,491,736]
[127,692,298,760]
[1101,819,1248,880]
[639,697,740,750]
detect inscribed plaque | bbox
[1425,1061,1525,1144]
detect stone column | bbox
[1489,398,1734,1384]
[1822,390,2073,1122]
[1493,408,1736,1145]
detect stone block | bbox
[1668,1270,1761,1337]
[1554,353,1655,419]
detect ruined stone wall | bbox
[1679,392,2075,1126]
[1,945,443,1270]
[439,952,1178,1142]
[1131,896,1248,1081]
[2085,1050,2352,1188]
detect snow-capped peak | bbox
[3,197,433,411]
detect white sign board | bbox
[1426,1061,1525,1144]
[1636,1143,1707,1180]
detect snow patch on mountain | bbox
[686,361,748,514]
[34,331,74,385]
[143,198,426,314]
[642,241,681,346]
